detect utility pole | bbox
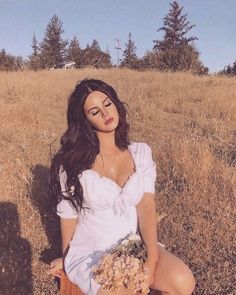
[115,39,121,67]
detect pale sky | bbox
[0,0,236,73]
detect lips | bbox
[104,117,114,125]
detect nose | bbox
[100,107,108,118]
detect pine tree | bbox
[28,33,41,70]
[232,61,236,75]
[153,1,207,74]
[120,33,140,69]
[81,39,111,68]
[0,49,24,71]
[90,39,101,51]
[66,36,82,68]
[219,61,236,76]
[226,65,232,75]
[40,15,67,68]
[140,50,159,69]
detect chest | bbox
[90,149,136,189]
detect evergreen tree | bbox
[40,15,67,68]
[66,36,82,68]
[153,1,207,74]
[120,33,140,69]
[28,33,41,70]
[81,39,111,68]
[90,39,101,51]
[0,49,7,68]
[218,61,236,76]
[0,49,24,71]
[140,50,159,69]
[226,65,232,75]
[232,61,236,75]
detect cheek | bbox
[114,108,120,123]
[87,116,100,128]
[111,105,119,118]
[87,114,109,130]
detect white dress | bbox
[57,142,158,295]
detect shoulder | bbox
[129,141,154,168]
[58,165,67,184]
[129,141,153,155]
[58,165,69,194]
[58,164,66,179]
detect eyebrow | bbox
[87,96,110,113]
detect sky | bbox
[0,0,236,73]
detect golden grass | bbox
[0,68,235,295]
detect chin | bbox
[103,126,117,133]
[97,122,118,133]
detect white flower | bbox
[127,233,141,241]
[121,239,129,246]
[69,185,75,195]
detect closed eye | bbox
[91,110,99,116]
[90,100,112,116]
[104,101,112,107]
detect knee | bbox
[172,266,196,295]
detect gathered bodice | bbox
[57,142,157,220]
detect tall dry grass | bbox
[0,68,235,295]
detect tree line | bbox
[218,62,236,77]
[4,1,234,76]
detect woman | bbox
[49,79,195,295]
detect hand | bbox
[143,258,157,287]
[47,257,64,278]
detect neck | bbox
[96,130,119,155]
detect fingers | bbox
[47,266,64,278]
[47,257,64,278]
[51,268,64,278]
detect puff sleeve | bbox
[56,165,79,219]
[141,143,157,194]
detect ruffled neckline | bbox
[82,142,139,191]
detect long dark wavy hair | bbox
[50,78,130,215]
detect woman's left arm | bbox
[136,192,158,284]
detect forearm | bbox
[60,218,78,255]
[136,193,158,262]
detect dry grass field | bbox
[0,68,235,295]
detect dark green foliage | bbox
[0,49,24,71]
[153,1,197,52]
[66,36,82,68]
[219,61,236,76]
[0,7,211,73]
[153,1,208,74]
[120,33,140,69]
[80,39,112,68]
[28,33,42,70]
[39,15,68,69]
[90,39,101,51]
[140,50,160,69]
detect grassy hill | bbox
[0,68,235,295]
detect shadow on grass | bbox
[0,202,32,295]
[30,164,61,280]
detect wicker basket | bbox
[60,271,84,295]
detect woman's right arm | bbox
[49,166,79,277]
[48,217,78,277]
[60,217,78,254]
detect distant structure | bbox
[115,39,121,66]
[64,61,76,69]
[48,61,76,70]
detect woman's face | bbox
[83,91,119,133]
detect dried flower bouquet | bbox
[92,233,150,294]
